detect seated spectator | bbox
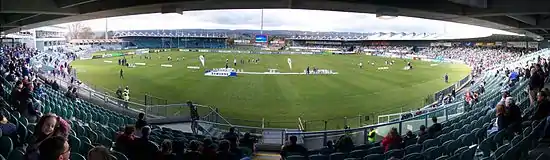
[134,126,155,160]
[38,136,70,160]
[382,128,403,152]
[65,87,78,100]
[183,140,202,160]
[19,97,39,122]
[33,82,44,96]
[319,140,335,155]
[428,117,442,137]
[239,132,257,152]
[156,139,176,160]
[402,130,417,146]
[52,81,59,91]
[0,114,16,136]
[115,126,136,155]
[532,91,550,121]
[335,135,354,153]
[505,97,522,133]
[496,104,509,131]
[201,138,217,160]
[25,114,70,159]
[88,145,112,160]
[417,125,428,143]
[217,140,237,160]
[280,135,308,158]
[134,113,147,137]
[9,80,23,106]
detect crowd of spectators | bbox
[0,45,259,160]
[418,46,537,70]
[113,120,258,160]
[279,116,445,159]
[2,42,548,160]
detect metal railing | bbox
[377,75,472,123]
[284,100,467,150]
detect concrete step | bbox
[254,152,281,160]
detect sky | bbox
[59,9,516,38]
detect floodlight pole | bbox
[260,9,264,35]
[105,18,108,40]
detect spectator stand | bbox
[15,46,550,160]
[284,48,548,152]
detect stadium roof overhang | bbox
[2,0,550,40]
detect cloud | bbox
[61,9,516,38]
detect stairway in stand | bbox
[254,152,281,160]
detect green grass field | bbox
[72,51,470,129]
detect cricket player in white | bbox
[287,58,293,70]
[199,55,205,67]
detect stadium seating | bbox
[121,37,226,49]
[279,47,548,159]
[1,46,548,160]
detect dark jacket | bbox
[428,123,442,137]
[200,145,217,160]
[506,104,523,133]
[532,100,550,121]
[135,119,148,129]
[182,151,201,160]
[155,152,175,160]
[530,73,544,90]
[133,137,156,160]
[497,115,509,131]
[281,143,308,157]
[216,151,238,160]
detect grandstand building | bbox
[113,30,228,48]
[68,39,124,50]
[287,33,542,53]
[34,26,67,51]
[0,30,35,48]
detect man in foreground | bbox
[38,136,71,160]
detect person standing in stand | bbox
[188,101,199,134]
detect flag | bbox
[199,55,205,67]
[287,58,292,70]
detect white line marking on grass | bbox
[160,64,173,68]
[187,66,200,69]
